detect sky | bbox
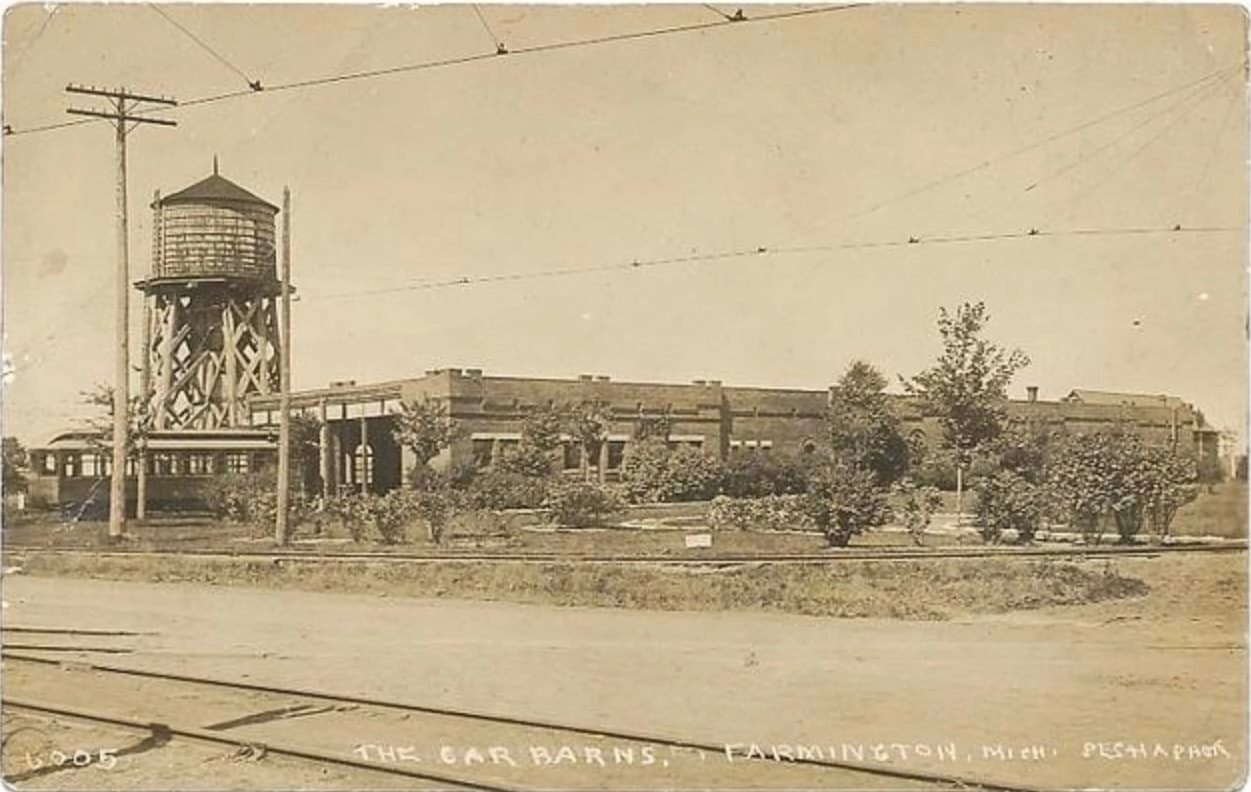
[2,3,1247,447]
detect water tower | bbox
[137,163,285,429]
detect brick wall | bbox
[255,369,1221,490]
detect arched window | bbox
[801,439,818,455]
[351,444,374,485]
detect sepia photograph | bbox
[0,3,1247,791]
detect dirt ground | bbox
[0,552,1246,791]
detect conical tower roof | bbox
[161,166,278,212]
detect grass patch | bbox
[1170,482,1247,538]
[11,553,1148,620]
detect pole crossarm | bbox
[66,107,177,126]
[66,84,178,105]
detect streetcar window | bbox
[224,453,250,474]
[186,453,213,475]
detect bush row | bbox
[707,494,813,532]
[207,469,625,542]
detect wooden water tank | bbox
[152,171,279,282]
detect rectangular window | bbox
[496,439,520,462]
[224,452,250,474]
[472,439,495,469]
[81,455,99,477]
[666,439,704,452]
[40,453,56,475]
[563,442,582,471]
[606,440,626,470]
[352,444,374,486]
[62,453,80,478]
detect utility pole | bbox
[275,187,292,545]
[67,85,176,542]
[136,189,159,523]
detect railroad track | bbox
[1,652,1047,792]
[2,541,1245,565]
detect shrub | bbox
[323,494,367,542]
[619,441,725,503]
[543,480,623,527]
[800,462,891,547]
[707,494,814,532]
[495,444,556,477]
[973,469,1048,544]
[325,489,454,544]
[464,471,550,510]
[1048,431,1198,544]
[205,472,309,529]
[618,440,672,503]
[664,446,725,501]
[721,453,810,498]
[912,457,958,491]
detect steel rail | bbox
[3,644,132,654]
[1,627,150,636]
[3,653,1046,792]
[2,696,530,792]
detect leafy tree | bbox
[290,413,324,496]
[904,302,1030,517]
[566,401,611,482]
[971,417,1054,544]
[1140,445,1198,539]
[1047,430,1196,544]
[633,414,673,442]
[498,405,565,478]
[893,477,942,546]
[800,460,891,547]
[3,437,28,494]
[1047,431,1122,543]
[828,361,911,485]
[78,383,145,454]
[392,396,458,469]
[520,404,565,452]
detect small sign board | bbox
[684,533,713,549]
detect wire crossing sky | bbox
[2,4,1247,446]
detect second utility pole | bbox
[67,85,176,542]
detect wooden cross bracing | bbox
[143,284,279,430]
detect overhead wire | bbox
[916,68,1238,240]
[6,7,58,79]
[841,61,1243,225]
[4,3,865,137]
[470,5,507,54]
[301,224,1242,303]
[1040,71,1240,229]
[147,4,260,91]
[1181,75,1243,227]
[701,5,738,22]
